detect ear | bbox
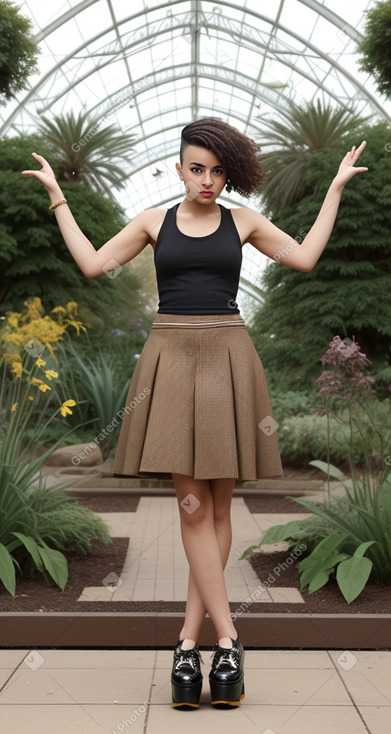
[175,162,184,181]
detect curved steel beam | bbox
[1,0,386,137]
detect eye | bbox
[190,167,202,173]
[213,168,225,175]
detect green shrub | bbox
[0,298,112,596]
[32,500,111,555]
[242,335,391,604]
[56,340,131,458]
[277,399,390,468]
[269,389,315,426]
[241,464,391,602]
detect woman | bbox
[22,118,367,709]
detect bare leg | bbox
[172,473,237,643]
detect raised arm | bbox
[21,153,160,278]
[243,141,368,272]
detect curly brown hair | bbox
[180,117,265,198]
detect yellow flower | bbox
[11,361,23,379]
[23,297,44,321]
[65,318,86,335]
[1,298,87,366]
[30,377,51,392]
[7,312,20,329]
[60,399,76,417]
[38,383,51,393]
[28,396,34,401]
[11,402,18,412]
[66,301,79,316]
[44,369,59,380]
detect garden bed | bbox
[1,493,390,649]
[1,494,390,615]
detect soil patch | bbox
[248,550,391,614]
[71,493,140,512]
[72,492,313,514]
[244,496,313,514]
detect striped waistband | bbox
[151,314,246,329]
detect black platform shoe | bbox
[171,640,203,709]
[209,637,245,707]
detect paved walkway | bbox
[0,648,390,733]
[78,496,307,604]
[1,494,389,733]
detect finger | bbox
[349,166,368,175]
[31,152,51,169]
[353,140,367,157]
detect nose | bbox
[201,170,213,187]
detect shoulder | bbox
[135,207,168,243]
[229,205,267,224]
[137,206,168,225]
[226,206,270,244]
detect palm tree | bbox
[257,99,367,210]
[37,110,135,197]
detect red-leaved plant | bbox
[313,335,385,491]
[314,335,375,401]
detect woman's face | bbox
[176,145,227,204]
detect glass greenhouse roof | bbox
[2,0,390,316]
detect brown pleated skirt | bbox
[113,313,283,481]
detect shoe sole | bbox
[171,679,202,709]
[210,681,245,707]
[171,701,200,709]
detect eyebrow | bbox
[189,162,224,167]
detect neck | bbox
[178,198,220,216]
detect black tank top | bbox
[154,203,242,314]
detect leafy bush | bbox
[277,399,390,468]
[31,499,111,555]
[0,0,39,101]
[278,413,348,466]
[268,389,315,426]
[0,298,112,596]
[358,0,391,99]
[241,463,391,603]
[242,335,391,603]
[56,339,132,458]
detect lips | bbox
[200,191,213,197]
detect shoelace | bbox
[210,645,239,670]
[175,648,203,669]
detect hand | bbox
[21,152,59,193]
[333,140,368,189]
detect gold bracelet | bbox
[49,198,67,210]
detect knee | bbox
[178,497,212,527]
[213,503,231,526]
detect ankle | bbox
[180,638,197,650]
